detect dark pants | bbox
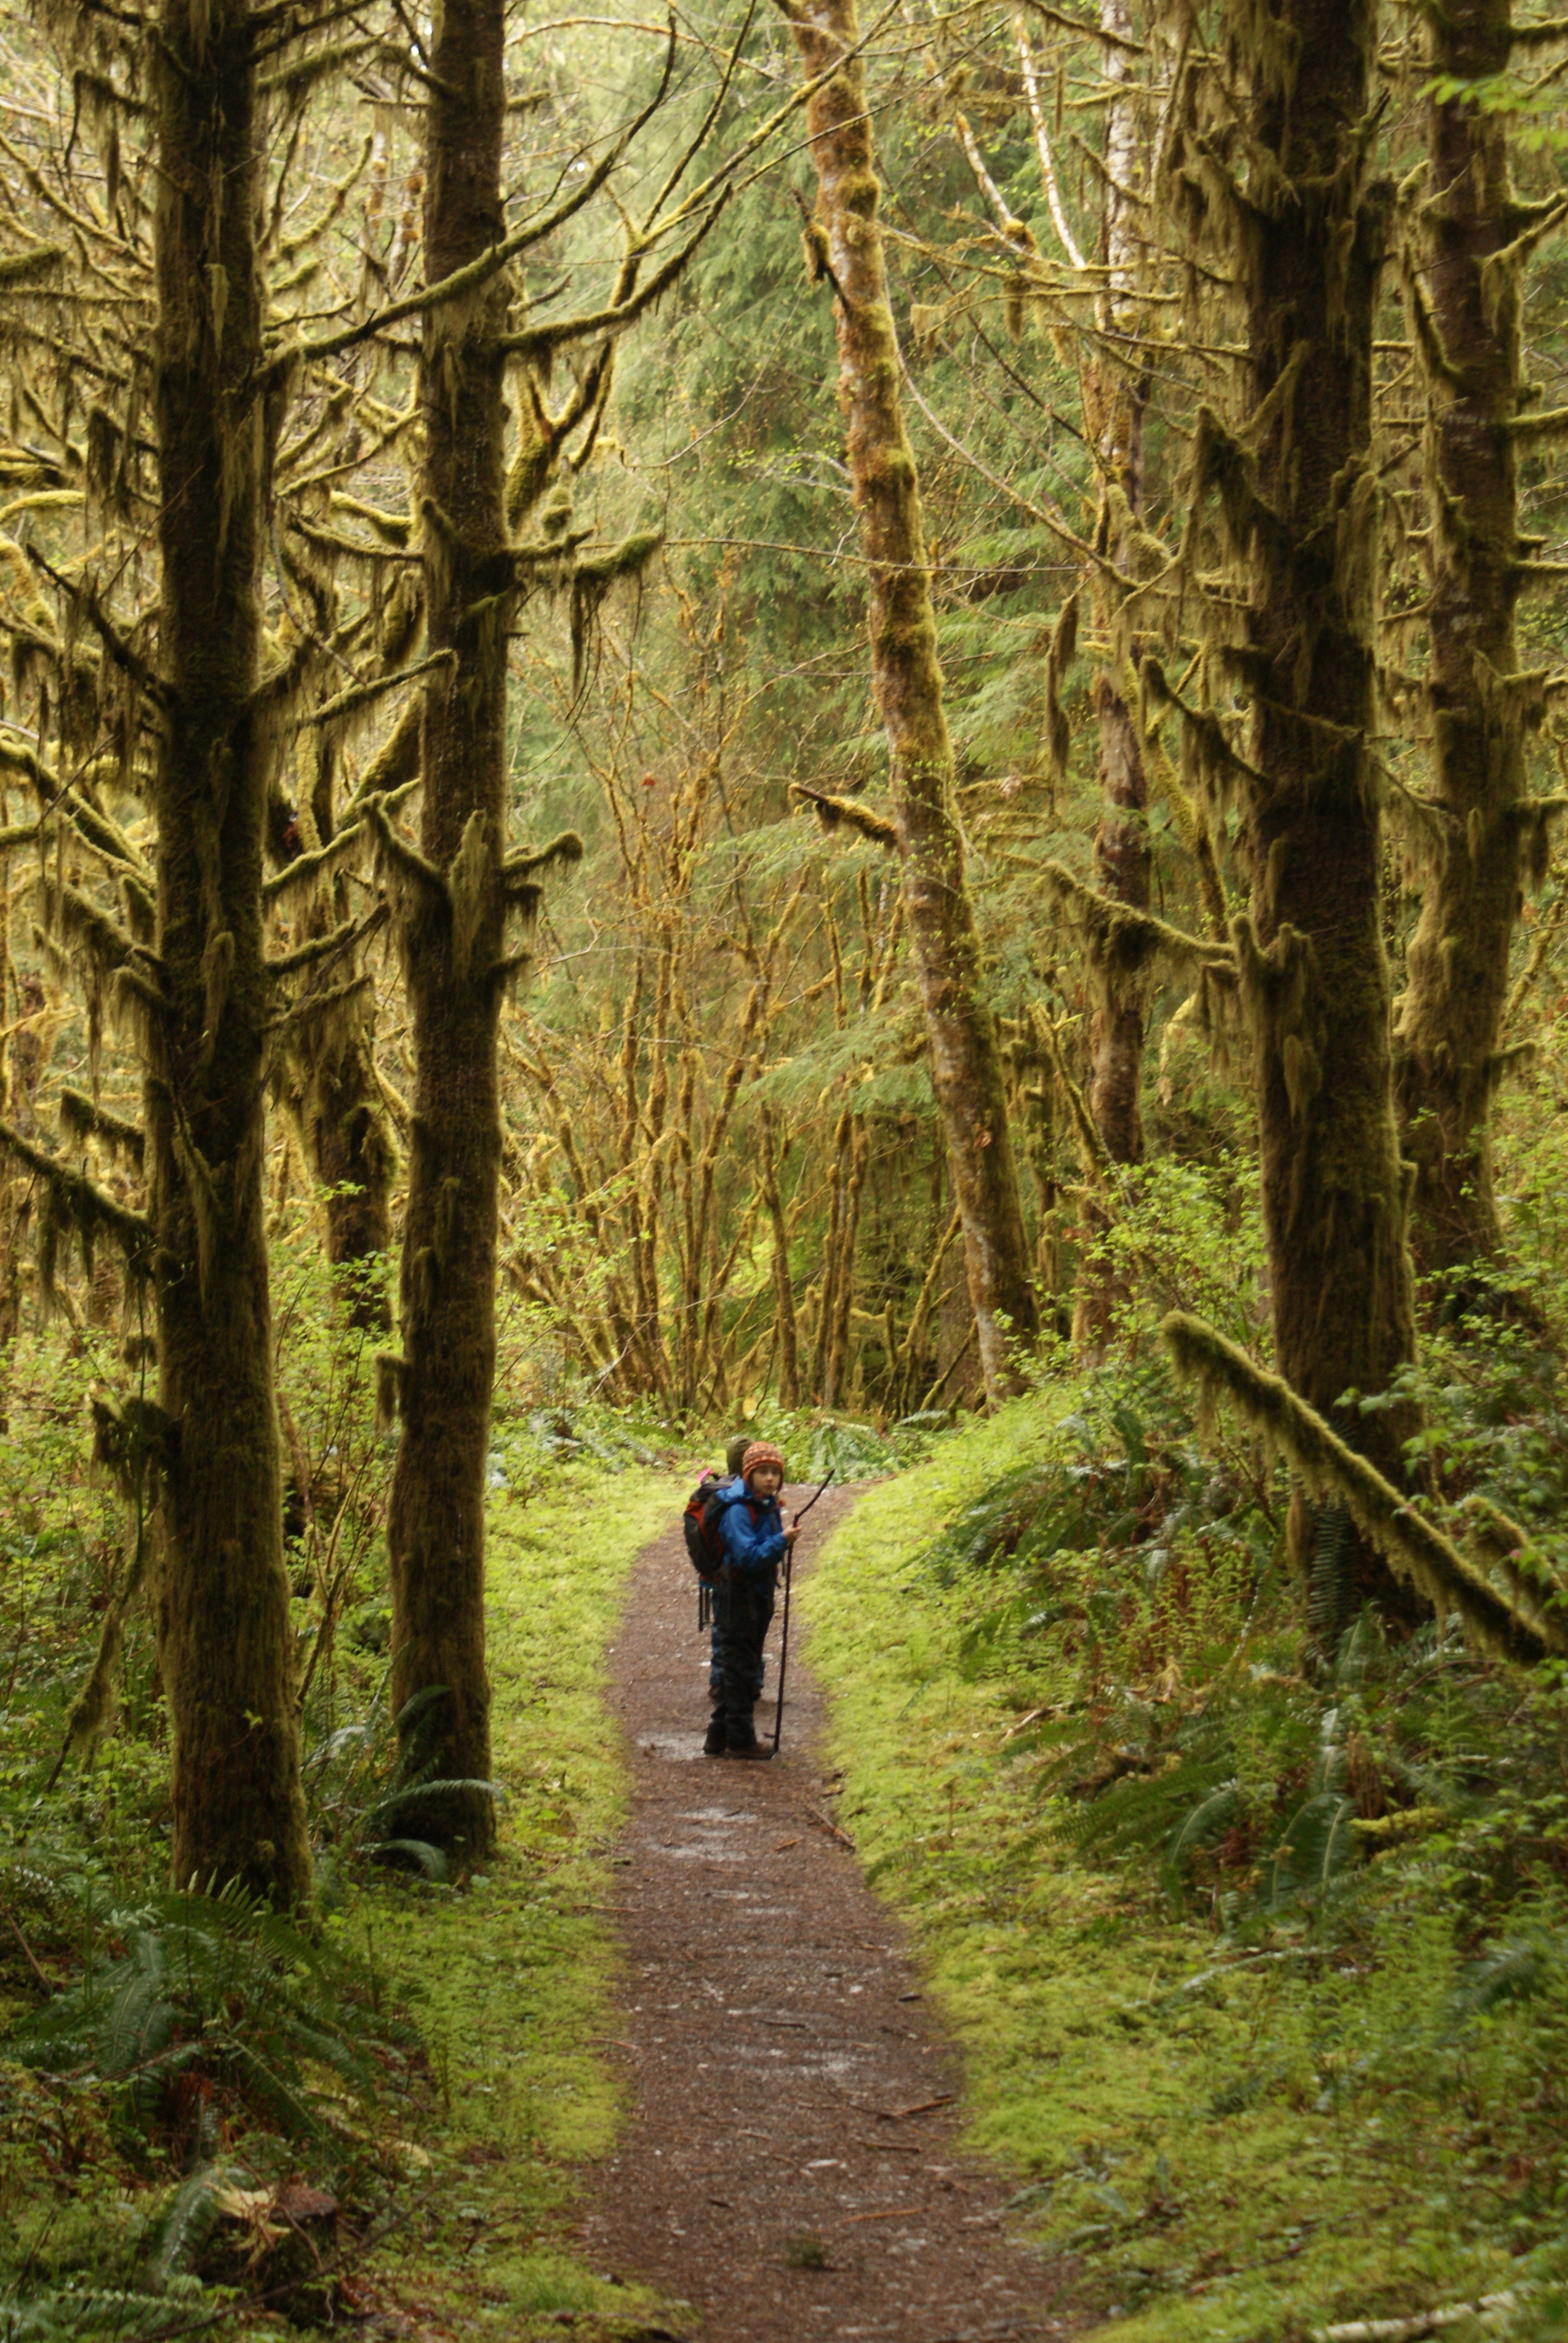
[713,1565,775,1748]
[708,1616,764,1703]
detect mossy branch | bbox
[500,831,585,897]
[347,698,424,808]
[304,650,452,729]
[43,880,134,977]
[365,795,449,908]
[498,197,730,357]
[266,902,388,979]
[0,1115,155,1285]
[0,245,66,288]
[328,493,413,548]
[25,548,166,706]
[1463,1494,1568,1623]
[264,773,419,909]
[58,1085,145,1168]
[266,969,374,1039]
[1041,860,1235,978]
[1038,1009,1113,1185]
[1142,654,1267,792]
[1161,1310,1566,1663]
[789,782,901,850]
[1045,592,1079,786]
[44,1509,155,1789]
[1506,404,1568,443]
[569,530,664,690]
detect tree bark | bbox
[785,0,1038,1403]
[281,871,396,1332]
[760,1107,801,1408]
[382,0,512,1858]
[149,0,310,1902]
[1393,0,1532,1286]
[1221,0,1419,1628]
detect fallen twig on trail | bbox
[806,1803,855,1847]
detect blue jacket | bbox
[714,1476,787,1575]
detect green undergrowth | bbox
[0,1420,691,2343]
[324,1461,690,2342]
[806,1392,1568,2343]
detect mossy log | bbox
[1161,1310,1565,1663]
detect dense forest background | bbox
[6,0,1568,2333]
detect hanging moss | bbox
[0,1113,154,1306]
[567,528,663,692]
[57,1083,145,1169]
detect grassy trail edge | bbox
[338,1464,690,2340]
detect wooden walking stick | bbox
[773,1470,834,1753]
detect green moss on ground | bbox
[326,1463,691,2342]
[805,1403,1568,2342]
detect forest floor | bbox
[583,1484,1064,2343]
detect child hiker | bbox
[704,1440,799,1760]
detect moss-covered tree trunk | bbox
[281,844,396,1333]
[1074,0,1152,1350]
[381,0,512,1858]
[304,1009,395,1326]
[1393,0,1532,1283]
[785,0,1037,1403]
[1224,0,1419,1623]
[149,0,310,1901]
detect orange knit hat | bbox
[740,1440,786,1481]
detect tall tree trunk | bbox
[382,0,511,1858]
[785,0,1038,1404]
[304,1014,396,1327]
[149,0,310,1901]
[283,874,397,1333]
[760,1107,801,1407]
[1393,0,1534,1285]
[1220,0,1419,1628]
[1073,0,1153,1350]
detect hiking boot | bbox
[725,1741,773,1761]
[703,1717,728,1757]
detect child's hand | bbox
[783,1521,800,1546]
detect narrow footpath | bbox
[582,1487,1068,2343]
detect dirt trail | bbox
[582,1487,1068,2343]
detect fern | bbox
[1255,1791,1361,1914]
[0,2284,177,2342]
[1308,1499,1356,1651]
[1447,1935,1562,2027]
[363,1837,449,1880]
[8,1886,382,2147]
[1065,1750,1238,1867]
[151,2162,248,2289]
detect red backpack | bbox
[682,1475,754,1579]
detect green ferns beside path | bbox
[805,1403,1568,2342]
